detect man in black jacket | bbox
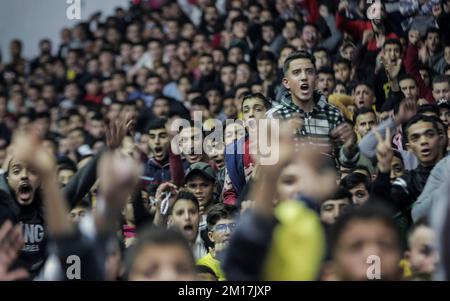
[0,118,130,276]
[372,114,446,246]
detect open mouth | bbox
[153,146,163,156]
[187,154,201,162]
[300,83,309,92]
[18,182,33,202]
[357,99,366,107]
[421,148,431,157]
[214,158,224,167]
[183,224,195,237]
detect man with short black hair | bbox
[267,51,348,149]
[372,114,445,243]
[197,203,237,281]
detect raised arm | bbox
[63,116,132,209]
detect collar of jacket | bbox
[280,91,327,113]
[148,156,169,168]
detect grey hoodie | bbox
[412,155,450,222]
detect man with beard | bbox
[0,118,130,276]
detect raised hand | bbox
[155,182,178,214]
[240,200,256,214]
[338,0,349,13]
[331,122,356,150]
[0,220,29,281]
[105,114,134,150]
[375,128,393,173]
[395,99,417,125]
[362,29,374,46]
[98,151,142,215]
[408,30,420,46]
[12,129,56,176]
[382,55,402,81]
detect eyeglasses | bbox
[212,223,237,233]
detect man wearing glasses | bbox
[197,203,237,281]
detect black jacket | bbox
[0,149,102,275]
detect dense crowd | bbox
[1,0,450,281]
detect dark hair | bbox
[57,156,78,173]
[68,126,86,136]
[340,172,370,191]
[231,15,249,26]
[326,187,353,204]
[147,72,162,81]
[145,118,167,133]
[125,226,195,278]
[171,190,200,213]
[425,27,440,40]
[404,114,440,143]
[383,38,402,52]
[398,74,416,84]
[333,57,351,69]
[331,202,400,251]
[261,20,275,29]
[199,52,214,60]
[444,65,450,74]
[241,92,271,110]
[353,80,374,93]
[417,104,439,116]
[204,83,224,95]
[191,96,210,110]
[432,75,449,87]
[284,18,299,27]
[220,62,236,71]
[283,51,315,75]
[195,265,218,279]
[206,203,237,230]
[35,111,50,120]
[353,107,376,124]
[317,66,335,77]
[152,96,171,106]
[302,22,319,32]
[256,51,276,63]
[392,149,404,164]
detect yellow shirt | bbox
[262,200,325,281]
[197,252,226,281]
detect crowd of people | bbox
[1,0,450,281]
